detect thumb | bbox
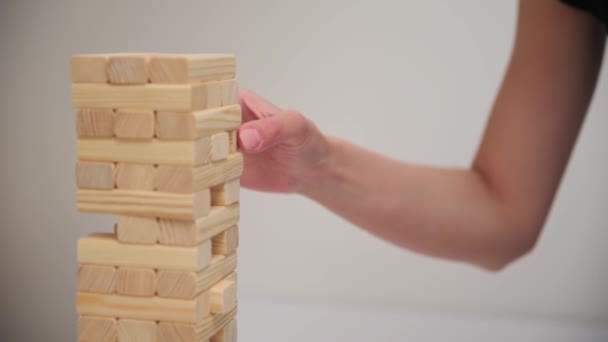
[238,111,312,153]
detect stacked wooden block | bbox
[71,54,241,342]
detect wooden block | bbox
[77,137,212,166]
[156,252,237,299]
[158,203,239,246]
[117,319,157,342]
[114,109,155,139]
[148,54,235,83]
[72,83,209,111]
[210,277,237,314]
[78,316,117,342]
[78,233,212,271]
[116,216,159,244]
[114,163,155,190]
[76,108,115,138]
[76,161,114,190]
[220,79,238,106]
[212,225,238,256]
[206,82,222,109]
[156,104,241,140]
[77,189,210,220]
[115,267,156,297]
[155,153,243,193]
[211,319,236,342]
[77,291,210,324]
[107,54,148,84]
[228,131,237,153]
[211,132,229,162]
[70,54,108,83]
[78,265,117,293]
[157,306,237,342]
[210,179,239,206]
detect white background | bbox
[0,1,607,340]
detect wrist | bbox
[297,136,341,199]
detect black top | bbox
[562,0,608,29]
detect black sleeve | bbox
[561,0,608,29]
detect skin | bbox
[237,0,606,271]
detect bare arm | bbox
[238,0,605,270]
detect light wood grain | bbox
[211,319,236,342]
[76,161,114,190]
[210,179,239,206]
[77,291,210,324]
[70,54,108,83]
[210,277,236,314]
[220,79,238,106]
[115,267,157,297]
[114,109,155,139]
[117,319,157,342]
[157,306,237,342]
[211,132,229,162]
[212,225,238,256]
[116,216,159,244]
[228,130,237,153]
[78,233,211,271]
[78,137,212,166]
[78,265,117,293]
[76,108,115,138]
[77,189,210,220]
[72,83,209,111]
[158,203,239,246]
[78,316,117,342]
[114,163,156,190]
[156,252,237,299]
[155,153,243,193]
[148,54,235,83]
[155,104,241,140]
[107,54,148,84]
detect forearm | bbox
[301,137,519,270]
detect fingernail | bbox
[239,128,262,151]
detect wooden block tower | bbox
[71,53,241,342]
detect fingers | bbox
[239,111,312,153]
[239,88,282,122]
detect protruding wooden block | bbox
[155,153,243,193]
[76,161,114,190]
[114,163,155,190]
[78,233,212,271]
[76,108,115,137]
[211,132,229,162]
[78,316,117,342]
[211,319,236,342]
[117,319,157,342]
[78,265,117,293]
[158,203,239,246]
[107,55,148,84]
[77,189,210,220]
[211,179,239,206]
[228,131,237,153]
[114,109,155,140]
[212,225,238,256]
[116,216,159,244]
[157,307,237,342]
[148,54,235,83]
[70,54,108,83]
[210,276,237,314]
[155,105,241,140]
[220,79,238,106]
[77,291,210,324]
[206,82,222,109]
[115,267,156,297]
[156,252,237,299]
[77,137,212,166]
[72,83,209,111]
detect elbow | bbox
[476,222,542,272]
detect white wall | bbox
[1,0,607,340]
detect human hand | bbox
[237,88,330,194]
